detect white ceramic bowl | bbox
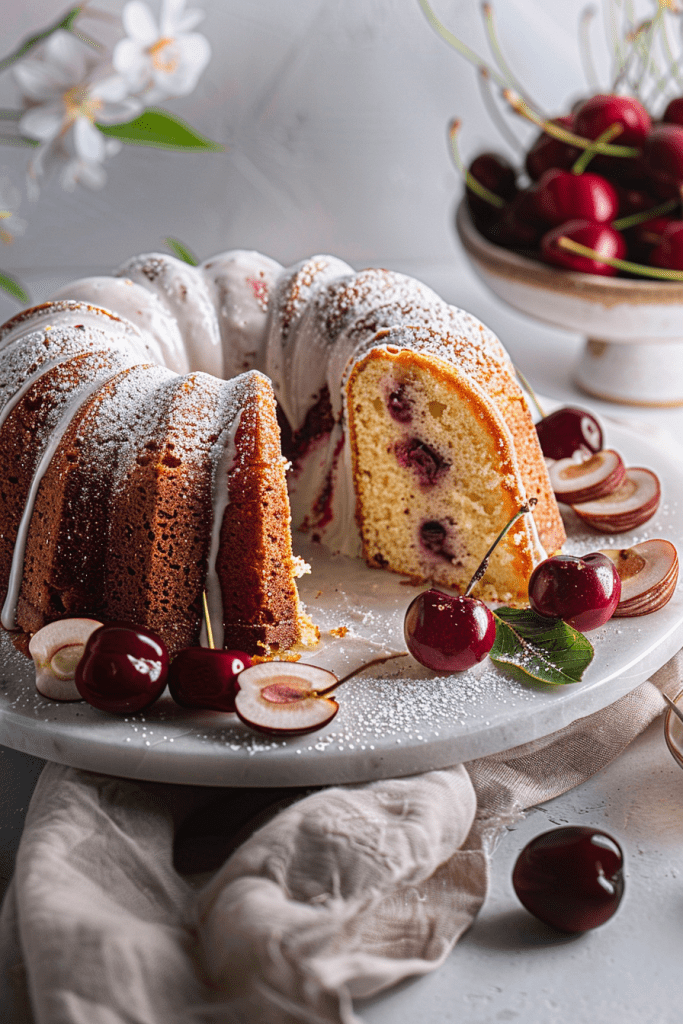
[456,201,683,407]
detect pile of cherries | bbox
[466,92,683,276]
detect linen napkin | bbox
[1,653,680,1024]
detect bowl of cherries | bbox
[456,91,683,409]
[422,0,683,407]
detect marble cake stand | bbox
[0,418,682,787]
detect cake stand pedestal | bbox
[575,337,683,407]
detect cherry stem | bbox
[578,6,600,93]
[503,90,639,158]
[315,652,408,696]
[557,236,683,280]
[464,499,538,599]
[482,2,540,113]
[571,122,623,175]
[418,0,508,91]
[611,198,678,231]
[514,366,546,420]
[449,120,505,209]
[477,66,524,155]
[202,591,215,650]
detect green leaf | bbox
[165,237,199,266]
[97,109,223,152]
[490,607,594,686]
[0,272,29,304]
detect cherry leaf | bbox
[97,109,223,152]
[490,607,594,686]
[165,237,198,266]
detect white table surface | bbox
[2,257,683,1023]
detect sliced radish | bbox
[572,467,661,533]
[600,539,678,616]
[549,450,625,505]
[29,618,103,700]
[234,662,339,735]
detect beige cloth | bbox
[1,655,681,1024]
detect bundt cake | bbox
[0,250,565,657]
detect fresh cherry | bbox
[662,96,683,127]
[573,93,650,147]
[512,826,624,933]
[525,117,579,181]
[649,219,683,271]
[496,186,546,249]
[168,648,252,712]
[643,124,683,198]
[535,406,603,460]
[75,621,169,714]
[541,220,626,275]
[528,552,621,631]
[534,169,619,227]
[468,152,518,200]
[404,588,496,672]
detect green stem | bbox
[578,5,600,93]
[612,198,678,231]
[482,2,540,112]
[449,120,505,209]
[0,4,100,74]
[503,90,639,158]
[557,235,683,280]
[418,0,508,91]
[464,500,537,599]
[571,122,623,174]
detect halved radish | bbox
[572,467,661,533]
[600,539,678,616]
[549,450,625,505]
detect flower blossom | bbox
[113,0,211,103]
[0,175,26,244]
[14,31,142,193]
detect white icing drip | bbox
[1,365,138,630]
[0,355,82,434]
[200,408,243,650]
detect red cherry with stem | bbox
[404,503,536,672]
[168,648,252,712]
[525,116,580,180]
[535,169,619,226]
[662,97,683,127]
[75,621,169,714]
[512,826,624,933]
[649,220,683,271]
[528,552,621,631]
[404,590,496,672]
[541,220,626,275]
[573,94,651,148]
[496,186,546,249]
[535,406,603,460]
[643,124,683,198]
[468,152,517,200]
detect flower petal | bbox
[112,39,150,89]
[45,31,87,82]
[91,74,131,103]
[160,0,188,34]
[96,95,144,125]
[19,103,64,142]
[122,1,160,45]
[73,117,106,163]
[61,158,108,192]
[13,58,69,101]
[152,34,211,95]
[175,8,205,32]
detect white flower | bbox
[0,174,26,244]
[14,31,141,193]
[113,0,211,103]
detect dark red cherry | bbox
[75,621,169,714]
[528,552,621,631]
[662,96,683,126]
[535,169,619,226]
[649,220,683,271]
[468,151,518,199]
[573,93,651,148]
[535,406,603,460]
[404,589,496,672]
[168,647,252,712]
[541,220,626,275]
[394,437,448,487]
[496,186,546,249]
[513,826,624,933]
[525,117,580,181]
[643,124,683,198]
